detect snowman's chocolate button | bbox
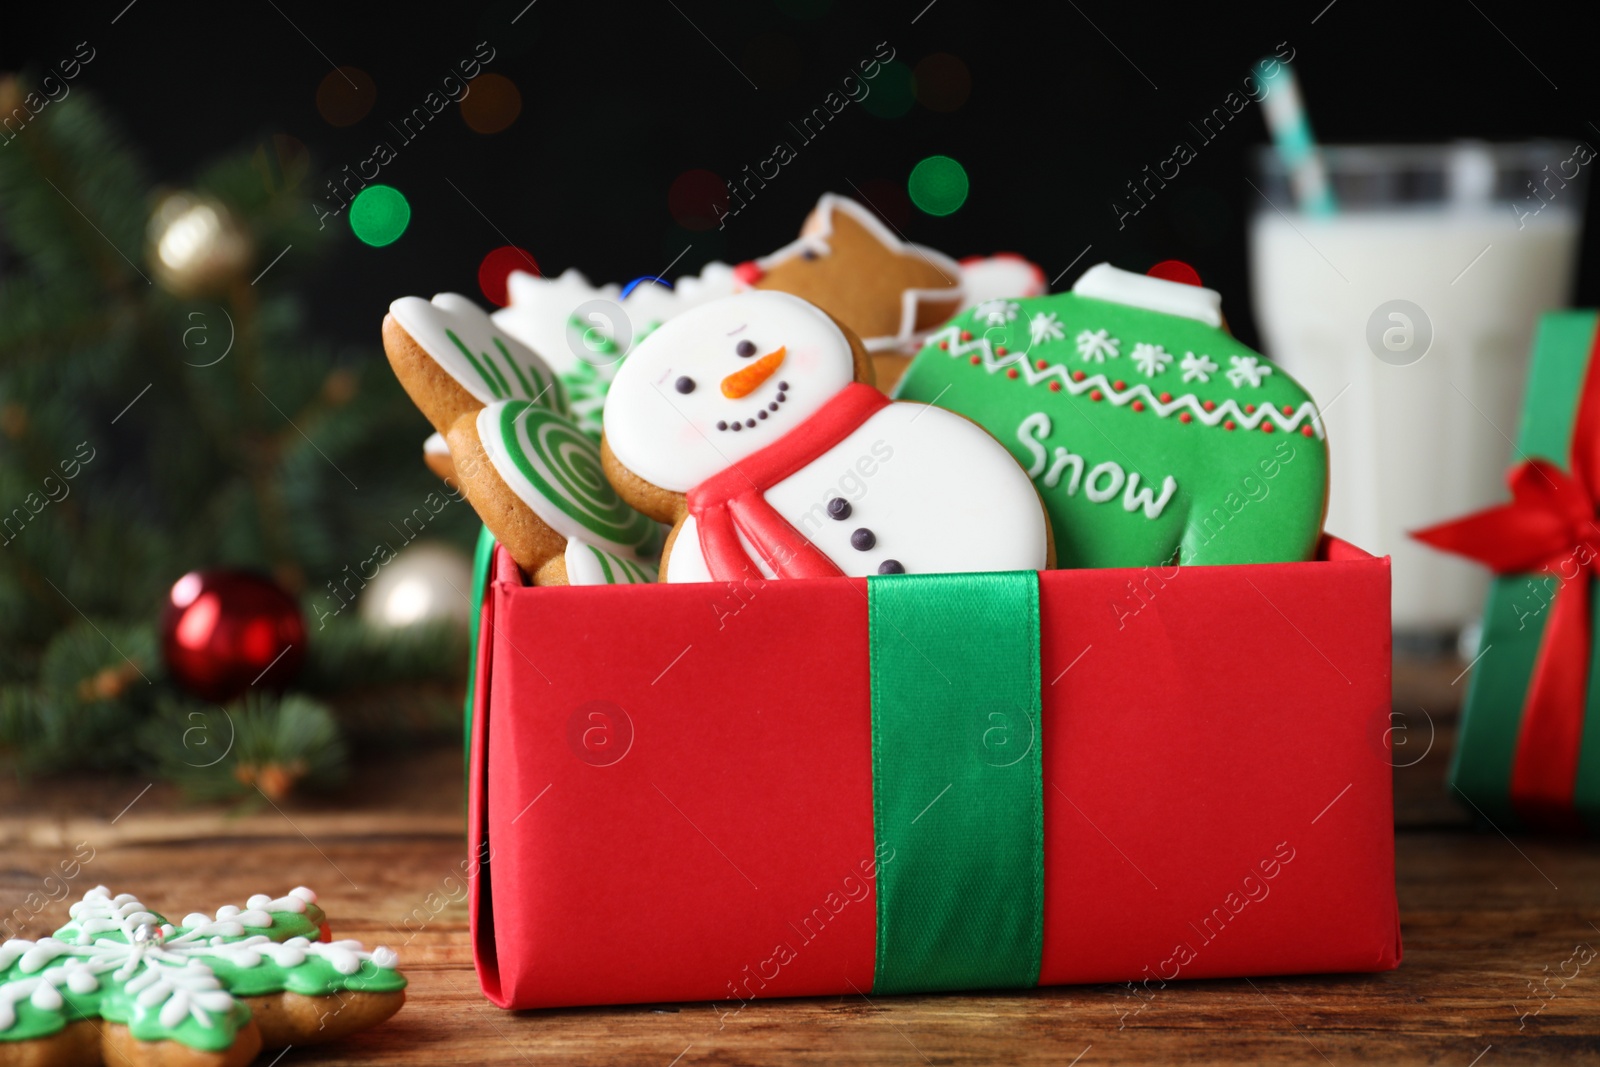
[877,559,904,575]
[736,340,757,358]
[827,498,851,520]
[675,376,695,394]
[851,528,875,551]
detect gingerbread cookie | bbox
[423,431,454,483]
[0,886,404,1067]
[600,290,1052,582]
[493,264,746,440]
[384,292,568,438]
[894,262,1329,568]
[738,194,962,355]
[447,399,659,585]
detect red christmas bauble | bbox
[160,570,306,701]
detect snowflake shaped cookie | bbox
[0,886,406,1065]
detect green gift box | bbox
[1417,310,1600,832]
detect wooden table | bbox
[3,657,1597,1065]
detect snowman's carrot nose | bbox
[720,347,786,398]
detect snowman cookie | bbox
[894,263,1329,568]
[0,885,404,1067]
[600,290,1052,582]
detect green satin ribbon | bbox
[868,570,1044,993]
[463,524,498,765]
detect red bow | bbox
[1412,327,1600,828]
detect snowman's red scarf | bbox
[687,382,889,582]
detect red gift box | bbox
[467,538,1400,1009]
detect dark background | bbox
[5,0,1598,353]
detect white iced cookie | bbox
[383,293,567,438]
[600,291,1052,583]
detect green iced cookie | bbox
[895,265,1329,567]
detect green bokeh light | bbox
[350,185,411,247]
[862,61,915,119]
[908,156,969,216]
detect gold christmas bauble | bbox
[147,191,254,296]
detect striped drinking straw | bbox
[1260,61,1338,217]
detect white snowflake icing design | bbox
[1130,343,1173,378]
[1180,351,1218,383]
[1075,329,1120,363]
[0,887,400,1039]
[1226,355,1273,388]
[975,299,1020,327]
[1029,312,1065,346]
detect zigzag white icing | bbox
[927,324,1326,439]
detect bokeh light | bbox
[479,246,540,306]
[908,156,969,217]
[862,61,916,119]
[668,169,730,232]
[914,53,971,112]
[1147,259,1203,287]
[855,179,913,232]
[349,185,411,247]
[461,73,522,134]
[316,67,377,127]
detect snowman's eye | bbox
[801,249,819,261]
[675,376,696,394]
[735,340,757,358]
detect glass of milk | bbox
[1249,141,1587,640]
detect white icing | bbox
[492,268,622,378]
[934,325,1324,437]
[660,419,1049,582]
[424,431,449,456]
[494,263,743,380]
[754,403,1047,577]
[602,291,859,493]
[475,401,656,558]
[0,886,397,1037]
[1226,355,1273,388]
[562,539,658,586]
[1016,413,1181,520]
[390,293,565,412]
[1180,351,1218,383]
[754,193,963,353]
[663,516,715,583]
[1029,312,1065,346]
[959,254,1047,310]
[1075,329,1120,363]
[1071,262,1224,328]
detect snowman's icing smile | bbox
[714,379,790,433]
